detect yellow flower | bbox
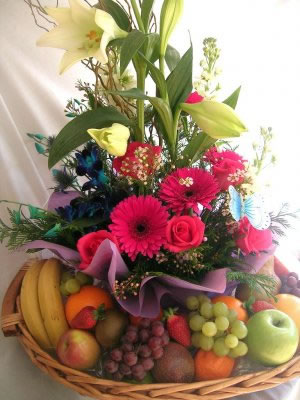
[37,0,128,74]
[180,100,247,139]
[87,123,130,156]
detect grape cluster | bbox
[60,271,93,296]
[279,272,300,297]
[104,319,169,381]
[186,295,248,358]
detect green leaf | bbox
[48,107,132,169]
[166,46,193,111]
[138,53,168,100]
[120,30,147,76]
[165,44,180,72]
[141,0,155,31]
[223,86,241,109]
[179,132,216,166]
[98,0,131,31]
[146,33,160,63]
[109,88,174,151]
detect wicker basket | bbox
[1,263,300,400]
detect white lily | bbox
[37,0,128,74]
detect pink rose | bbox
[235,217,273,255]
[185,91,204,104]
[165,216,205,253]
[77,230,119,269]
[205,147,246,190]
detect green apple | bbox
[246,310,299,366]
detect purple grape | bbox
[125,330,138,343]
[151,324,165,337]
[148,336,162,351]
[281,284,292,294]
[291,288,300,297]
[161,332,170,347]
[139,328,150,343]
[138,344,152,358]
[141,357,154,371]
[288,272,299,280]
[119,363,132,376]
[140,318,151,328]
[121,342,133,352]
[131,363,145,376]
[112,371,124,381]
[152,347,164,360]
[280,276,287,285]
[123,351,138,367]
[127,324,138,332]
[104,359,119,374]
[287,276,298,288]
[297,280,300,289]
[110,348,123,362]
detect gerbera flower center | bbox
[137,224,146,233]
[185,190,194,197]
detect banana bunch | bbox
[20,258,69,349]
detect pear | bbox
[235,256,281,301]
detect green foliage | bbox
[166,45,193,112]
[48,106,133,169]
[223,86,241,109]
[141,0,155,31]
[165,44,181,72]
[270,203,299,237]
[227,270,277,299]
[120,30,147,76]
[98,0,131,31]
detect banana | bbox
[38,258,69,348]
[20,259,52,350]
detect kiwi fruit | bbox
[95,309,128,348]
[152,342,195,383]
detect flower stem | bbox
[130,0,145,33]
[159,54,165,77]
[136,67,146,142]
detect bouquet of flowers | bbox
[1,0,299,387]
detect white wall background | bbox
[0,1,299,399]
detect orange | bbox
[194,350,235,381]
[272,294,300,335]
[212,295,248,322]
[65,286,114,324]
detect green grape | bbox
[197,294,211,305]
[213,338,230,357]
[202,321,217,337]
[191,332,202,348]
[213,302,229,317]
[224,334,238,349]
[215,316,229,331]
[61,271,73,283]
[188,311,199,321]
[60,283,70,296]
[228,309,238,324]
[200,302,213,319]
[75,271,93,286]
[185,296,199,311]
[231,320,248,339]
[215,330,225,338]
[229,341,248,358]
[199,334,214,351]
[189,315,206,331]
[65,278,81,294]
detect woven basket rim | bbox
[2,262,300,400]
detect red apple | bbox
[56,329,101,370]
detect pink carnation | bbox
[185,91,204,104]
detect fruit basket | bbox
[2,262,300,400]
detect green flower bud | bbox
[160,0,184,57]
[180,100,247,139]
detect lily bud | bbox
[180,100,247,139]
[87,123,130,156]
[160,0,184,57]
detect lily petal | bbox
[59,49,88,74]
[37,23,85,50]
[95,9,127,38]
[69,0,96,26]
[45,7,72,24]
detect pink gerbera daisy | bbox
[159,168,220,214]
[109,195,169,261]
